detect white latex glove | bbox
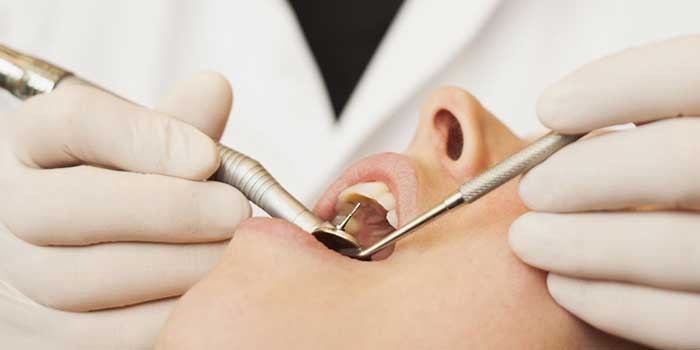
[0,72,251,349]
[509,35,700,350]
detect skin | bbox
[157,87,646,349]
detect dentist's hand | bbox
[0,72,250,349]
[509,36,700,350]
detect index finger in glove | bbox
[0,165,248,245]
[155,71,233,141]
[9,84,218,180]
[538,35,700,133]
[520,117,700,212]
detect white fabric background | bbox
[2,0,700,205]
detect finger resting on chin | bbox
[509,211,700,292]
[547,274,700,350]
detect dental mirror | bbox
[311,203,365,258]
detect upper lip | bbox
[314,152,418,228]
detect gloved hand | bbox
[509,35,700,350]
[0,72,251,349]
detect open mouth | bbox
[314,152,418,260]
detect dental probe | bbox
[0,44,362,253]
[349,132,584,260]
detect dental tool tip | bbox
[336,202,361,231]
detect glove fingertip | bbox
[547,274,582,310]
[156,71,233,141]
[177,127,220,181]
[508,212,548,265]
[204,182,252,237]
[518,170,554,211]
[537,83,569,131]
[537,80,594,134]
[537,82,572,132]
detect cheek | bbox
[409,156,461,210]
[158,228,370,349]
[157,273,236,349]
[400,177,528,259]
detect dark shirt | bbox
[288,0,404,119]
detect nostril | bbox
[434,109,463,160]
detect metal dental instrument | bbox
[0,44,362,253]
[348,132,584,260]
[0,44,583,261]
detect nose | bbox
[407,86,491,182]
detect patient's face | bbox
[157,88,643,349]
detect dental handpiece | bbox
[0,44,362,252]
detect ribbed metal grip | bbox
[216,144,276,204]
[215,144,323,233]
[0,44,327,235]
[459,132,582,203]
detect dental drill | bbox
[0,44,362,254]
[0,44,582,261]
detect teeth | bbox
[375,192,396,212]
[339,182,396,211]
[386,209,398,228]
[338,181,398,229]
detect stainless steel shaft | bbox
[216,145,324,232]
[0,45,72,99]
[357,132,582,258]
[458,132,582,202]
[0,44,325,234]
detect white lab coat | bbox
[2,0,700,206]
